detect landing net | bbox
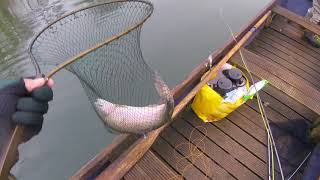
[29,0,174,134]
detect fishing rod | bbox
[218,8,285,180]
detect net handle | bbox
[28,0,153,79]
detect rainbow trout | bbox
[94,73,174,134]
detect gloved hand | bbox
[0,78,54,148]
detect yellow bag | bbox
[191,68,249,122]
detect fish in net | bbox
[29,0,174,134]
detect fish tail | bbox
[94,98,116,116]
[153,72,174,122]
[153,72,174,104]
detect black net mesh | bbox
[29,0,174,134]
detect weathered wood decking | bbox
[124,12,320,180]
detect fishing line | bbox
[218,8,285,180]
[229,17,313,180]
[267,133,272,180]
[171,125,211,180]
[286,151,311,180]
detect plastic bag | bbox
[191,64,249,122]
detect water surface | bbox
[0,0,270,179]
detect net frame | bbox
[27,0,174,134]
[28,0,154,79]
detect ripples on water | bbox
[0,0,101,78]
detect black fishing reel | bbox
[210,68,246,97]
[224,68,246,87]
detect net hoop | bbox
[26,0,174,134]
[28,0,154,78]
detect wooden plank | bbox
[237,103,304,145]
[238,49,320,101]
[71,134,134,180]
[236,104,266,130]
[238,103,295,138]
[247,42,320,89]
[124,150,178,180]
[225,108,304,176]
[250,38,320,81]
[152,136,209,180]
[245,100,309,153]
[212,119,266,164]
[229,108,300,159]
[262,88,318,122]
[237,102,312,166]
[236,104,310,167]
[236,68,312,123]
[172,116,264,179]
[269,15,304,39]
[272,5,320,35]
[183,113,281,179]
[232,54,318,170]
[190,100,302,176]
[264,28,320,60]
[235,104,309,174]
[270,20,304,41]
[258,31,320,70]
[269,20,320,55]
[160,126,235,180]
[246,95,305,135]
[231,49,320,115]
[230,47,316,169]
[257,90,309,123]
[124,164,151,180]
[228,109,266,144]
[95,126,167,180]
[270,15,305,38]
[249,74,318,121]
